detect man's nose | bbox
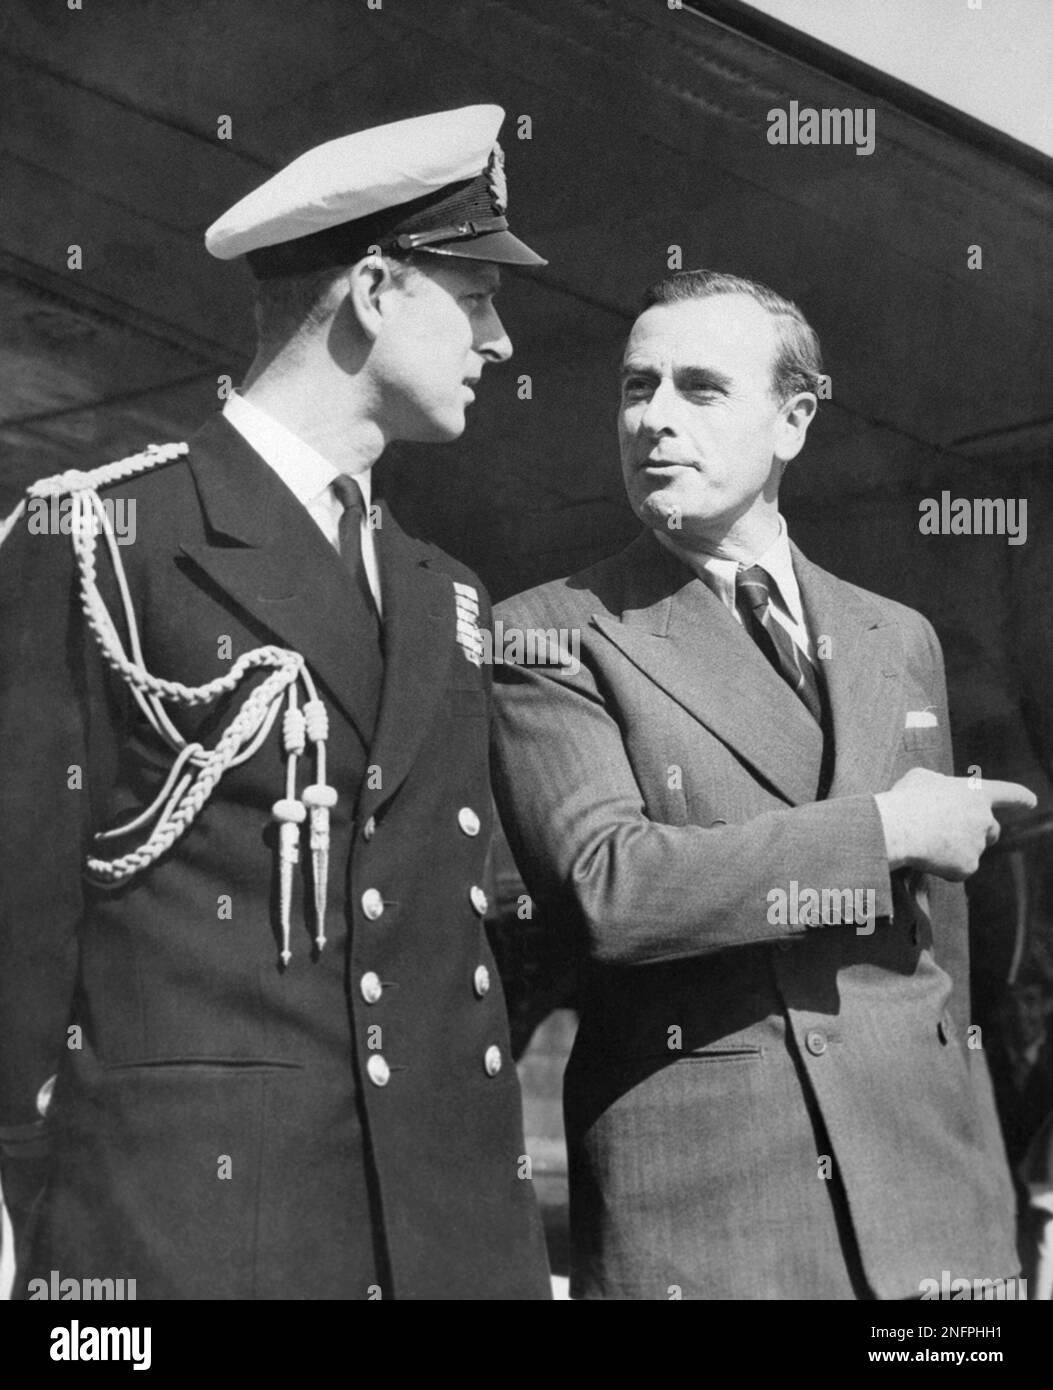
[476,308,513,364]
[638,379,678,434]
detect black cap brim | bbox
[417,228,547,267]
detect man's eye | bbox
[622,379,652,397]
[682,380,724,397]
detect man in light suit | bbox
[491,269,1034,1300]
[0,106,551,1299]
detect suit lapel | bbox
[356,504,455,819]
[791,544,904,798]
[178,415,382,749]
[592,531,824,806]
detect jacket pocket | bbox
[603,1038,765,1063]
[102,1057,304,1073]
[903,726,942,754]
[678,1045,763,1062]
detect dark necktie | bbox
[331,474,381,647]
[331,477,383,741]
[735,564,823,724]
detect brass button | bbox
[458,806,481,837]
[473,964,491,998]
[483,1044,502,1077]
[805,1030,827,1057]
[36,1075,56,1118]
[361,888,384,921]
[362,815,376,842]
[367,1054,390,1087]
[360,971,382,1004]
[469,885,488,916]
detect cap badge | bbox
[487,142,508,215]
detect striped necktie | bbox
[735,564,823,723]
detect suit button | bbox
[483,1044,502,1076]
[469,885,488,916]
[473,964,491,998]
[361,888,384,921]
[458,806,481,837]
[805,1030,827,1056]
[367,1055,390,1087]
[360,971,382,1004]
[776,940,792,953]
[362,815,376,842]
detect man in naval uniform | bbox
[0,106,551,1300]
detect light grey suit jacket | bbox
[492,527,1017,1300]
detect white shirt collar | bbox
[749,516,805,628]
[222,392,370,509]
[657,515,806,628]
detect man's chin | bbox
[412,411,466,444]
[634,490,685,531]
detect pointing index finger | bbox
[981,780,1038,811]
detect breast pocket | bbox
[902,725,944,770]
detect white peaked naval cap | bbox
[205,104,546,273]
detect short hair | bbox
[638,270,824,402]
[251,251,424,350]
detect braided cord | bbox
[86,659,300,882]
[30,443,321,889]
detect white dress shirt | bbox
[658,515,813,659]
[222,392,382,614]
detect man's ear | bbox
[774,391,818,463]
[344,256,400,342]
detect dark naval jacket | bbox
[0,414,550,1300]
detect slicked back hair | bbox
[639,270,823,404]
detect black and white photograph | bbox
[0,0,1051,1359]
